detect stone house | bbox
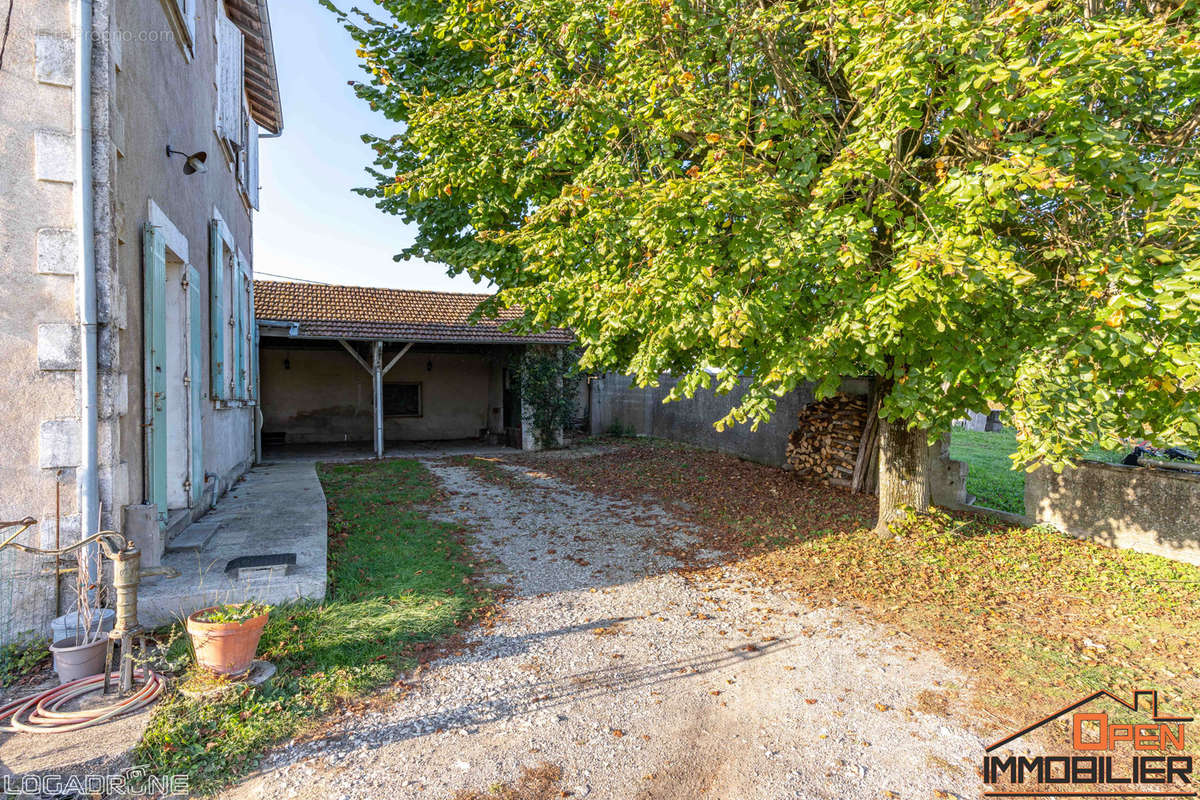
[254,281,574,454]
[0,0,282,640]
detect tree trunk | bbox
[875,416,932,535]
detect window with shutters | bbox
[162,0,196,54]
[383,384,422,417]
[215,9,245,160]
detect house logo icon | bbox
[982,689,1194,797]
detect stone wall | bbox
[1026,461,1200,565]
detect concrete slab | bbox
[165,520,221,554]
[262,439,515,464]
[138,462,328,629]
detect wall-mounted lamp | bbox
[166,145,208,175]
[426,359,433,372]
[283,355,291,370]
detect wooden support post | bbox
[372,341,384,459]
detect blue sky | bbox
[253,2,489,293]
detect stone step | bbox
[166,521,221,554]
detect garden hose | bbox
[0,669,164,734]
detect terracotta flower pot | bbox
[186,606,269,676]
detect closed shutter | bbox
[234,262,246,399]
[209,221,226,400]
[143,225,168,524]
[187,265,205,508]
[216,13,244,148]
[247,118,260,209]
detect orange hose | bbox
[0,669,164,734]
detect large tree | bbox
[326,0,1200,529]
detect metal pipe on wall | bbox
[75,0,100,545]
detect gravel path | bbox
[225,460,986,800]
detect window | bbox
[215,10,245,157]
[383,383,422,417]
[162,0,196,54]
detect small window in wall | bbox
[383,383,422,417]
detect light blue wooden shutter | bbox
[188,265,204,508]
[143,225,168,524]
[247,119,260,209]
[248,277,258,400]
[209,221,226,400]
[234,261,246,399]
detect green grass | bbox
[949,428,1126,514]
[135,459,490,794]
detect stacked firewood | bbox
[786,393,879,492]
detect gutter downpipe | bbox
[75,0,100,545]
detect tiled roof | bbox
[253,281,573,345]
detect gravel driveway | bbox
[225,459,985,800]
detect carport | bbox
[254,281,572,457]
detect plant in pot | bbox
[186,602,270,676]
[49,547,110,684]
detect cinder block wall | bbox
[588,373,825,468]
[589,373,970,510]
[1027,461,1200,565]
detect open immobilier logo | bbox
[983,690,1193,797]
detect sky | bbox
[252,2,489,293]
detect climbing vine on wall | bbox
[511,346,581,449]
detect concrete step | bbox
[166,521,222,554]
[164,508,192,542]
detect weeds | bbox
[0,634,50,689]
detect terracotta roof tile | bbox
[253,281,572,345]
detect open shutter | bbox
[234,260,246,399]
[187,265,204,508]
[216,13,244,148]
[143,225,168,524]
[248,277,258,400]
[209,221,226,400]
[247,118,260,209]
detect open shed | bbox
[254,280,572,455]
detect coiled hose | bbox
[0,669,164,734]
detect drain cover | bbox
[225,553,296,580]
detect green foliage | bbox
[326,0,1200,469]
[136,459,491,794]
[0,634,49,688]
[950,428,1128,512]
[193,603,270,625]
[511,346,580,448]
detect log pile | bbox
[786,393,879,492]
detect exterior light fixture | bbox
[426,359,433,372]
[283,355,291,370]
[165,146,208,175]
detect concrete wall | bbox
[0,0,260,641]
[589,373,969,509]
[588,373,872,469]
[114,0,258,510]
[261,348,497,443]
[1027,461,1200,565]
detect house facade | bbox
[0,0,281,641]
[254,281,573,454]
